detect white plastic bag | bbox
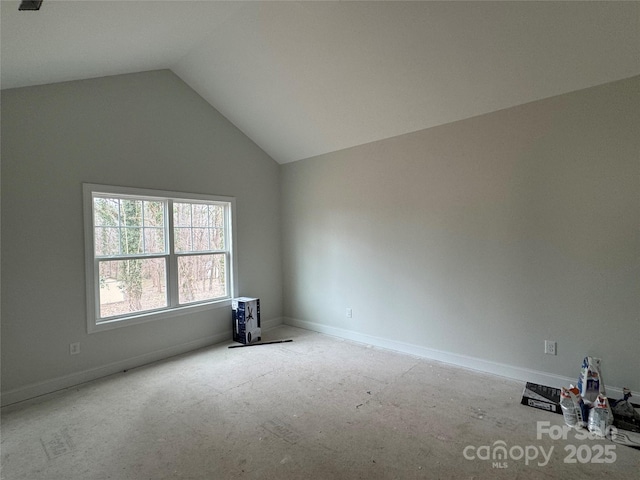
[577,356,606,404]
[560,386,587,428]
[587,394,614,436]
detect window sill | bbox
[88,298,232,334]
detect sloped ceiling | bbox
[2,1,639,164]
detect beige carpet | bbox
[1,326,638,479]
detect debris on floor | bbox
[520,382,562,414]
[521,356,640,449]
[611,388,640,433]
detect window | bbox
[84,184,237,333]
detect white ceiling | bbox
[2,1,639,164]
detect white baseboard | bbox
[1,317,285,407]
[262,316,284,331]
[283,317,637,400]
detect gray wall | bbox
[2,70,638,403]
[1,70,282,400]
[281,76,640,392]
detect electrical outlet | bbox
[70,342,81,355]
[346,308,353,318]
[544,340,556,356]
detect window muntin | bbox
[84,184,236,333]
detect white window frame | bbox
[83,183,238,333]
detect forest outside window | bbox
[84,184,236,333]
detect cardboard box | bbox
[521,382,562,415]
[232,297,261,344]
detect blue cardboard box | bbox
[232,297,261,344]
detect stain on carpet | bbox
[40,429,75,460]
[261,419,301,444]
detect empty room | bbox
[1,1,639,479]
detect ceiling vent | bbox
[19,1,43,11]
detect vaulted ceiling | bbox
[2,1,639,164]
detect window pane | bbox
[94,198,167,256]
[209,205,225,229]
[120,227,143,255]
[173,202,225,253]
[177,254,226,304]
[210,228,224,250]
[95,227,120,256]
[192,204,209,227]
[192,228,209,251]
[143,201,164,227]
[98,258,167,319]
[143,227,165,254]
[120,200,142,227]
[174,227,192,252]
[94,198,119,226]
[173,202,191,227]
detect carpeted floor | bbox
[1,325,638,479]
